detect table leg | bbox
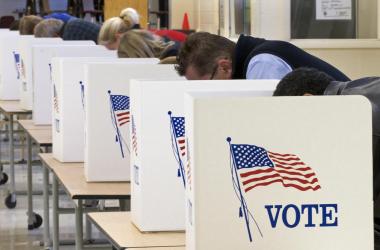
[0,121,6,186]
[26,134,33,228]
[85,214,92,242]
[53,175,59,250]
[43,165,51,247]
[4,114,16,209]
[75,199,84,250]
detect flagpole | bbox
[108,90,125,158]
[227,137,253,242]
[79,81,85,109]
[168,111,186,187]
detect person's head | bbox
[273,68,335,96]
[120,8,140,29]
[98,17,132,50]
[19,15,43,35]
[98,8,140,50]
[117,30,172,58]
[34,18,64,37]
[175,32,236,80]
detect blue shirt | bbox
[246,53,292,80]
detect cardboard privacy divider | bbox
[0,31,21,100]
[129,80,278,232]
[32,43,110,125]
[19,37,63,110]
[51,58,156,163]
[184,94,373,250]
[84,62,182,182]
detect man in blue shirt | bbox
[175,32,349,82]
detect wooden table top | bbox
[88,212,185,250]
[27,129,52,146]
[0,100,31,115]
[39,153,131,199]
[18,120,51,131]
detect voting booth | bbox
[19,37,63,110]
[84,62,182,182]
[32,43,112,125]
[51,58,157,163]
[184,94,373,250]
[0,31,21,100]
[129,80,278,232]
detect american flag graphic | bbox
[169,112,186,187]
[171,117,186,157]
[53,84,59,114]
[13,52,21,79]
[131,115,138,156]
[231,144,321,192]
[110,94,130,127]
[108,91,130,158]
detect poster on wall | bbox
[316,0,352,20]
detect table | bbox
[18,120,52,230]
[39,153,131,250]
[0,101,31,209]
[88,212,185,250]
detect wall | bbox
[251,0,291,40]
[0,0,25,18]
[358,0,377,38]
[292,39,380,79]
[169,0,196,29]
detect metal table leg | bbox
[0,122,7,186]
[53,175,59,250]
[43,165,51,247]
[4,114,16,209]
[27,135,42,230]
[27,134,33,228]
[75,199,84,250]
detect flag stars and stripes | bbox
[110,95,130,127]
[231,143,321,192]
[172,117,186,157]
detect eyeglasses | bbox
[209,64,218,80]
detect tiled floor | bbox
[0,139,112,250]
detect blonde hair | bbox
[34,19,64,37]
[117,30,173,58]
[98,7,140,46]
[19,15,43,35]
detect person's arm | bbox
[246,53,292,80]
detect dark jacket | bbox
[233,35,350,82]
[325,77,380,201]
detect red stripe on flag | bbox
[117,111,130,117]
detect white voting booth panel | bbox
[32,43,110,125]
[129,80,278,232]
[0,32,21,100]
[19,37,63,110]
[84,62,182,182]
[184,94,373,250]
[51,58,155,163]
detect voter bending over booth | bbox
[273,67,380,244]
[176,32,350,81]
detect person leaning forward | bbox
[175,32,350,81]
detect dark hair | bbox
[175,32,235,76]
[273,68,335,96]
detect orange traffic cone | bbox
[182,13,190,30]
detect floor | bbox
[0,136,112,250]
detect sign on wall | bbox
[316,0,352,20]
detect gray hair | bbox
[34,19,64,37]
